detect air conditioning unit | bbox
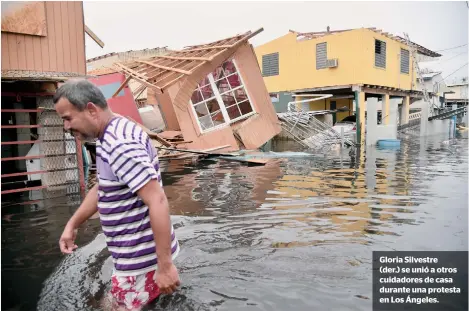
[326,58,338,68]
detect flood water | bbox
[2,131,468,311]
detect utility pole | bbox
[404,32,439,116]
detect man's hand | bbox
[156,263,181,295]
[58,184,99,255]
[59,224,78,254]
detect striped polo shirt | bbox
[95,116,179,277]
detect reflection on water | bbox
[2,132,468,311]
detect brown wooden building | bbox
[1,1,92,202]
[114,28,282,152]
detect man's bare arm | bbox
[137,179,180,294]
[68,183,99,228]
[59,184,99,253]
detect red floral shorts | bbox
[109,270,161,310]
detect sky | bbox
[83,1,469,84]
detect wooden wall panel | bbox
[6,35,18,68]
[17,35,27,69]
[53,1,64,71]
[39,32,50,71]
[74,1,86,74]
[32,36,43,71]
[151,89,180,130]
[1,1,86,75]
[60,2,72,72]
[232,43,282,148]
[2,35,10,68]
[68,1,78,73]
[45,1,57,72]
[25,35,35,70]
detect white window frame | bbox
[189,59,256,134]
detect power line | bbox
[435,43,468,52]
[442,62,468,81]
[437,51,468,64]
[434,62,469,86]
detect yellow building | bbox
[255,27,441,142]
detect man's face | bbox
[55,97,99,142]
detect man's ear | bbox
[86,102,99,117]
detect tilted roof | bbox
[112,28,264,94]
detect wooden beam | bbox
[137,60,191,75]
[85,25,104,48]
[208,28,264,62]
[160,74,186,89]
[135,85,147,99]
[115,63,148,81]
[114,63,161,93]
[182,45,232,52]
[112,75,132,98]
[132,84,145,97]
[153,55,211,62]
[123,116,173,147]
[362,87,419,98]
[172,140,193,145]
[245,27,264,40]
[155,145,232,156]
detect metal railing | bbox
[278,100,356,151]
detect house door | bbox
[330,101,337,124]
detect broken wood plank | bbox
[218,157,270,166]
[153,55,211,62]
[171,154,204,160]
[158,131,183,139]
[172,141,193,145]
[112,75,132,98]
[114,63,161,93]
[155,145,233,157]
[158,152,187,159]
[137,60,191,75]
[160,73,187,89]
[123,116,172,147]
[182,45,232,52]
[133,84,146,97]
[85,25,104,48]
[115,63,149,81]
[200,145,232,153]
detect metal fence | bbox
[1,95,85,205]
[37,97,84,198]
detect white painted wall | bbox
[446,84,468,100]
[366,97,398,146]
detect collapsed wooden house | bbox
[112,28,282,152]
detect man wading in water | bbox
[56,79,180,310]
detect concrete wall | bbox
[446,84,468,100]
[366,97,397,145]
[254,28,416,93]
[296,97,353,124]
[271,91,293,113]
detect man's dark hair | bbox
[53,79,108,110]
